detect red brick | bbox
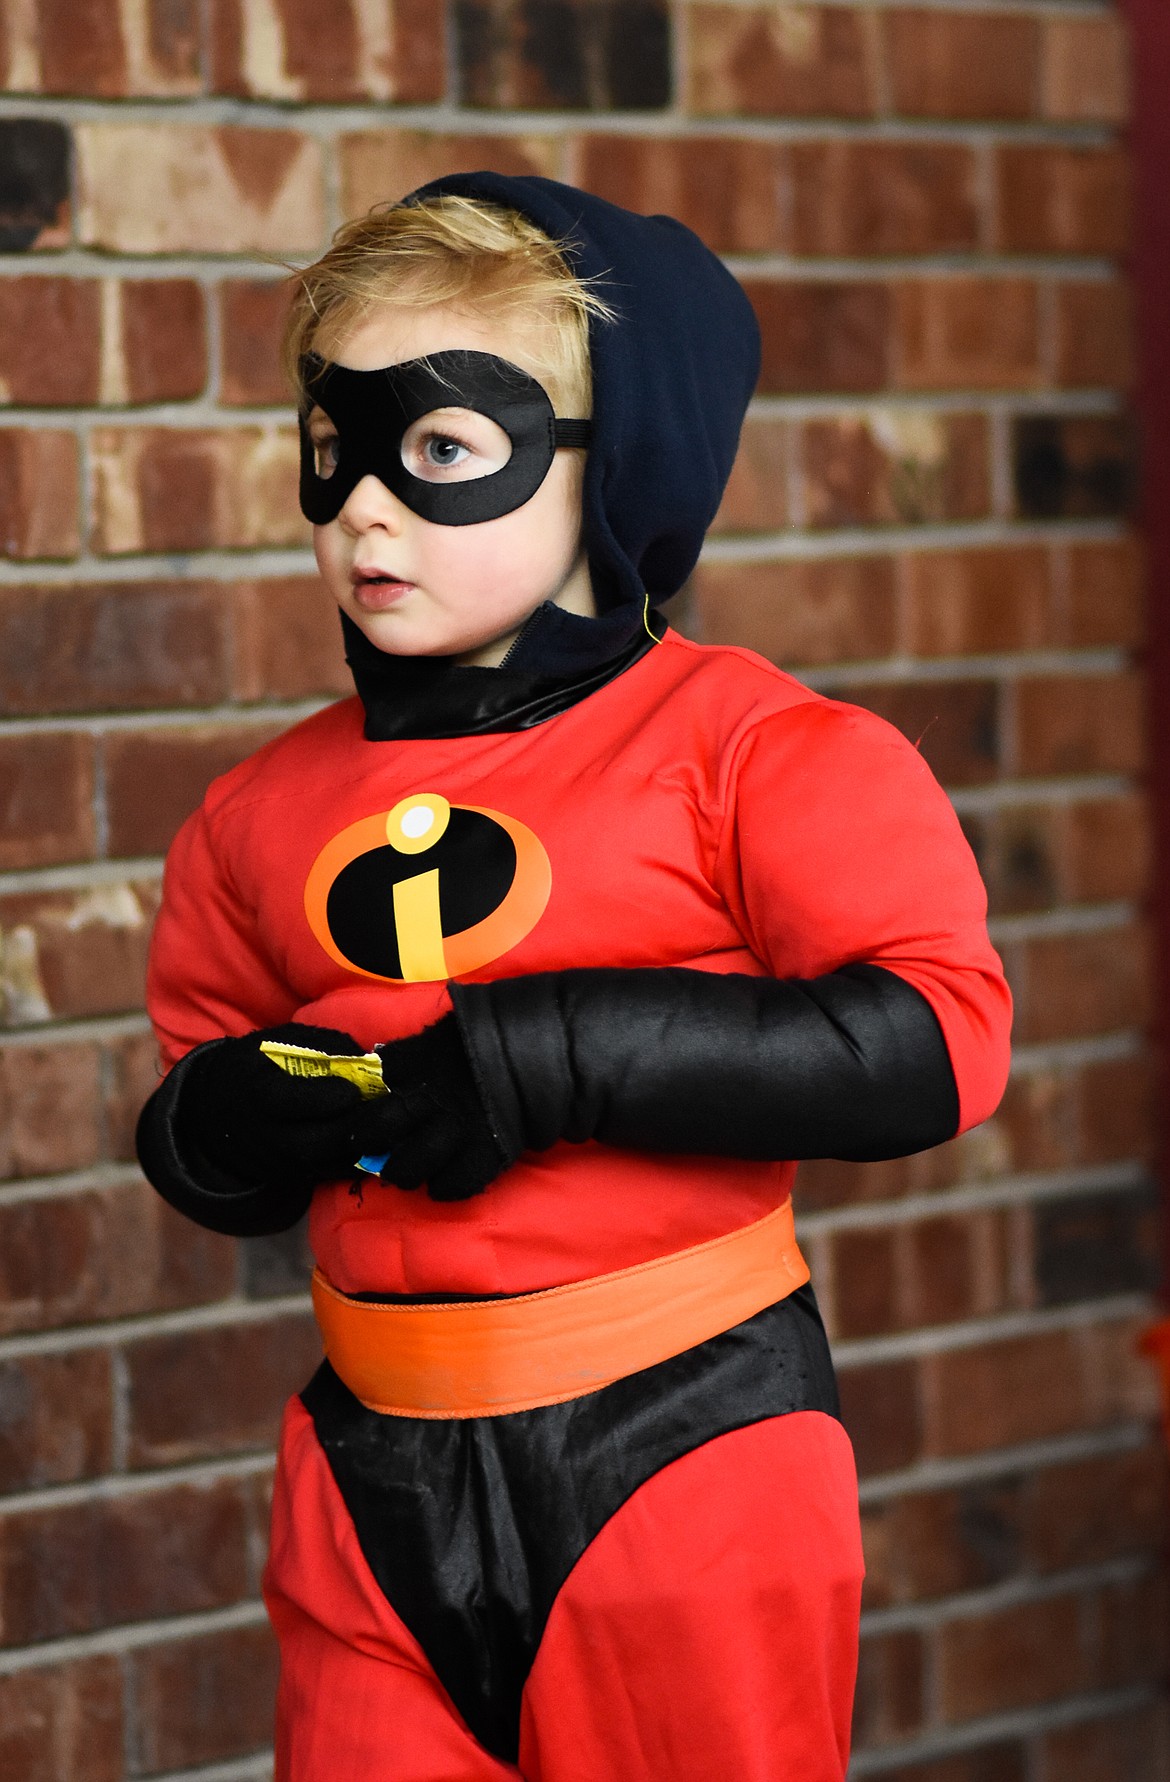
[0,1349,113,1491]
[837,1359,922,1477]
[0,279,101,405]
[863,1481,1022,1611]
[0,733,95,871]
[0,1478,250,1644]
[686,4,877,119]
[1079,1054,1156,1166]
[791,141,980,258]
[89,425,304,555]
[746,280,891,394]
[1012,923,1151,1046]
[904,545,1050,657]
[0,1180,235,1335]
[1024,1443,1168,1574]
[992,1054,1155,1178]
[118,279,207,404]
[579,134,785,253]
[853,1628,925,1746]
[131,1622,278,1772]
[802,413,988,530]
[1066,793,1151,906]
[996,146,1131,257]
[1055,280,1134,390]
[895,278,1041,392]
[0,1657,123,1782]
[212,0,445,101]
[694,556,897,668]
[454,0,671,110]
[102,721,284,858]
[343,131,560,222]
[0,1040,103,1178]
[1041,14,1130,127]
[0,582,231,713]
[220,279,293,407]
[230,577,351,702]
[77,124,325,254]
[828,679,1001,787]
[830,1227,898,1341]
[925,1321,1152,1460]
[6,0,201,96]
[105,1028,164,1160]
[0,428,79,559]
[126,1314,321,1466]
[858,1750,1025,1782]
[966,805,1059,917]
[0,882,157,1026]
[1040,1700,1170,1782]
[885,9,1040,121]
[1065,537,1144,649]
[709,419,789,535]
[939,1590,1095,1721]
[1013,412,1136,522]
[1013,672,1145,778]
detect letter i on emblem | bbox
[386,794,451,981]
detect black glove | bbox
[174,1023,378,1188]
[367,1015,515,1202]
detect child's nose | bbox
[339,474,408,535]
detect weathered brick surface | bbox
[126,1315,321,1466]
[344,129,561,221]
[686,5,877,120]
[0,1658,124,1782]
[130,1622,278,1772]
[0,1178,236,1332]
[90,426,304,555]
[211,0,446,102]
[0,6,1156,1776]
[0,428,79,559]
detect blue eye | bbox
[424,435,470,468]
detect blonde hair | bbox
[283,194,615,417]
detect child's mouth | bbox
[353,573,414,611]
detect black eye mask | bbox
[298,349,592,527]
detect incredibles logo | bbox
[304,793,552,983]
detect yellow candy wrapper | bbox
[259,1040,388,1101]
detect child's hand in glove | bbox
[369,1016,517,1202]
[176,1023,381,1188]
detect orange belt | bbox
[311,1198,810,1419]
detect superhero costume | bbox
[136,173,1012,1780]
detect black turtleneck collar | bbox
[343,602,663,742]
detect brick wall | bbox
[0,2,1164,1777]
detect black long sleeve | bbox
[450,963,960,1166]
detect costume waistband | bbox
[310,1198,810,1419]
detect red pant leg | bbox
[263,1396,520,1782]
[518,1411,862,1782]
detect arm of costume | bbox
[447,701,1012,1167]
[135,803,316,1237]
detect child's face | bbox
[308,303,594,667]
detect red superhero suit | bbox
[136,173,1012,1781]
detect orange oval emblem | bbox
[304,796,551,983]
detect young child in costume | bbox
[136,173,1012,1782]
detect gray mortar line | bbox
[0,1597,270,1674]
[830,1290,1154,1368]
[795,1160,1151,1237]
[855,1419,1152,1503]
[0,1451,276,1518]
[858,1553,1153,1638]
[847,1685,1159,1775]
[0,1290,314,1362]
